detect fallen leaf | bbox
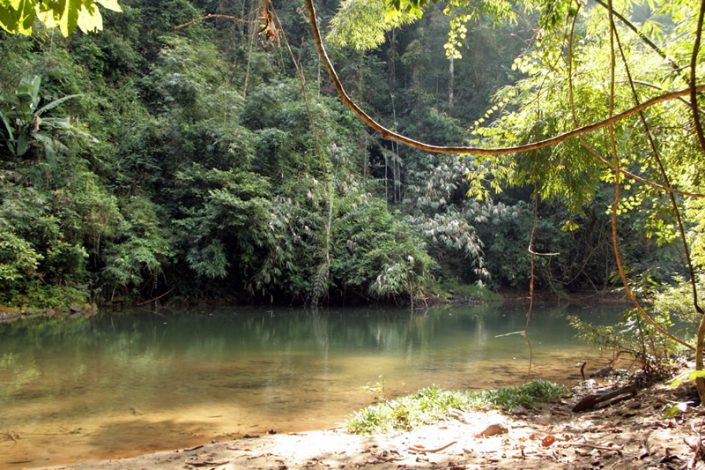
[476,423,508,437]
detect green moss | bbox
[346,380,567,435]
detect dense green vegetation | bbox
[0,0,518,307]
[347,380,567,434]
[0,0,703,320]
[1,0,442,307]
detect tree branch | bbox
[593,0,686,82]
[606,0,693,351]
[690,0,705,156]
[303,0,705,158]
[614,13,702,324]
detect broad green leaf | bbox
[35,2,59,30]
[0,110,15,144]
[16,75,41,113]
[0,0,35,35]
[662,401,692,418]
[96,0,121,12]
[16,132,29,156]
[36,94,82,116]
[669,370,705,387]
[59,0,80,36]
[77,2,102,33]
[689,370,705,380]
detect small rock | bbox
[511,406,528,415]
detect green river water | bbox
[0,303,621,467]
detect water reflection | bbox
[0,304,620,466]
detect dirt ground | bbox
[38,373,705,470]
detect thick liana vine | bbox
[303,0,704,374]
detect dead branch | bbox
[185,459,230,467]
[182,444,203,452]
[136,287,174,306]
[572,383,638,412]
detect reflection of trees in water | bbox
[0,305,625,442]
[0,306,622,402]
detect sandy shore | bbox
[39,378,704,470]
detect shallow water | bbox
[0,303,621,467]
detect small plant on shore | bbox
[362,378,386,403]
[347,380,567,435]
[476,379,567,410]
[568,307,683,377]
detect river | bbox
[0,303,621,467]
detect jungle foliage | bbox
[0,0,457,306]
[0,0,703,310]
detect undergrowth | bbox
[347,380,567,434]
[435,281,501,303]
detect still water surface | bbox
[0,304,620,466]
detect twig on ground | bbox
[182,444,203,452]
[559,441,623,456]
[185,459,230,467]
[408,441,457,454]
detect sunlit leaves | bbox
[95,0,121,12]
[327,0,420,50]
[0,0,34,35]
[0,231,42,283]
[386,0,429,17]
[0,0,122,37]
[330,0,518,56]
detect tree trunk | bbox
[696,314,705,402]
[449,56,454,109]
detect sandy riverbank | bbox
[39,376,703,469]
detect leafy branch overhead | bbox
[312,0,705,391]
[308,0,705,159]
[0,0,122,36]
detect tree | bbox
[305,0,705,397]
